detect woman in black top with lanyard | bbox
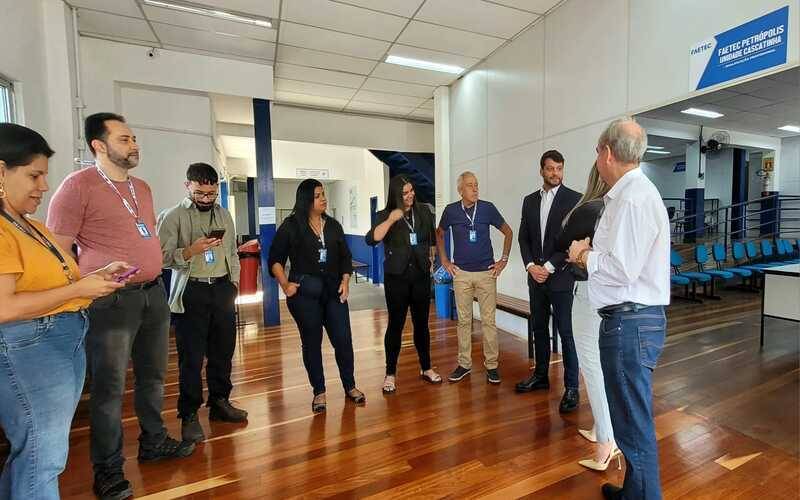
[555,163,620,471]
[366,175,441,394]
[269,179,365,413]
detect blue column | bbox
[219,180,228,209]
[760,191,779,237]
[246,177,256,237]
[253,99,279,326]
[684,188,705,243]
[730,149,747,240]
[369,196,382,284]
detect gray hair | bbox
[598,116,648,164]
[457,171,477,191]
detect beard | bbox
[195,202,214,212]
[107,146,139,170]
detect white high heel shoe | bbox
[578,428,597,443]
[578,446,622,471]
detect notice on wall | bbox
[258,206,276,225]
[689,6,788,91]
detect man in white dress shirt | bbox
[568,117,670,500]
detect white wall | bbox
[446,0,800,338]
[324,150,386,235]
[641,157,687,199]
[780,136,800,195]
[705,149,735,207]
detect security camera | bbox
[146,47,158,59]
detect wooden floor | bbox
[33,289,800,498]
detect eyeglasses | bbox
[192,191,218,200]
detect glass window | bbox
[0,76,14,123]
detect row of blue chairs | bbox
[670,238,800,301]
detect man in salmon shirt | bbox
[47,113,195,500]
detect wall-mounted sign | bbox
[674,161,686,173]
[690,6,789,91]
[296,168,330,179]
[258,206,276,225]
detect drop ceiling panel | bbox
[282,0,408,42]
[389,44,480,70]
[714,94,774,111]
[352,90,425,107]
[280,22,390,60]
[67,0,143,17]
[142,6,277,42]
[398,21,505,59]
[154,23,275,60]
[334,0,426,18]
[370,62,456,86]
[78,10,157,42]
[273,91,349,110]
[361,78,435,97]
[757,82,799,102]
[274,78,357,99]
[346,101,417,116]
[186,0,280,18]
[416,0,538,38]
[276,45,377,75]
[275,63,366,88]
[487,0,562,15]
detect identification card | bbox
[136,222,152,239]
[204,249,215,264]
[409,232,418,246]
[468,229,477,243]
[319,248,328,263]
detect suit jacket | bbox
[518,185,582,291]
[365,205,435,276]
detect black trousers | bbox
[529,278,579,389]
[174,279,237,417]
[286,276,356,396]
[383,266,432,376]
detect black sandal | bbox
[346,388,366,404]
[312,393,326,414]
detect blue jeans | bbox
[599,306,666,500]
[0,312,88,500]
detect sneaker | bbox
[93,468,133,500]
[181,412,206,443]
[487,368,501,384]
[448,365,471,382]
[209,398,248,422]
[137,434,196,462]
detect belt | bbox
[120,277,161,292]
[598,302,648,318]
[188,275,230,285]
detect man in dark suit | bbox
[516,150,583,413]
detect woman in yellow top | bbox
[0,123,133,500]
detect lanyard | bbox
[461,202,477,227]
[0,210,75,283]
[310,218,326,248]
[403,209,415,232]
[96,166,141,220]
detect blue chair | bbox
[671,249,712,300]
[695,245,734,297]
[751,240,784,269]
[778,239,800,264]
[670,273,701,302]
[744,240,781,269]
[711,243,754,289]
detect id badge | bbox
[136,222,152,239]
[409,232,418,246]
[319,248,328,263]
[204,249,215,264]
[468,229,477,243]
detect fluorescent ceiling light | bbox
[385,55,463,74]
[681,108,724,119]
[646,150,671,155]
[778,125,800,133]
[143,0,273,28]
[647,146,664,150]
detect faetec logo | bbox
[691,42,714,55]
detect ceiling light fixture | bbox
[681,108,724,119]
[385,55,464,74]
[646,150,671,155]
[778,125,800,133]
[647,146,665,150]
[143,0,273,28]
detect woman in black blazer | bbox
[269,179,365,413]
[366,175,442,393]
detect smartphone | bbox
[207,229,226,240]
[115,267,140,283]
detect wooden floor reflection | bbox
[56,289,799,499]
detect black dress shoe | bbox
[559,388,580,413]
[181,412,206,443]
[209,398,248,422]
[601,483,623,499]
[515,373,550,393]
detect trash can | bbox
[237,239,261,295]
[432,266,453,319]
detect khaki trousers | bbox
[453,270,498,369]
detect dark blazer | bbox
[268,214,353,281]
[365,205,435,276]
[518,185,582,291]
